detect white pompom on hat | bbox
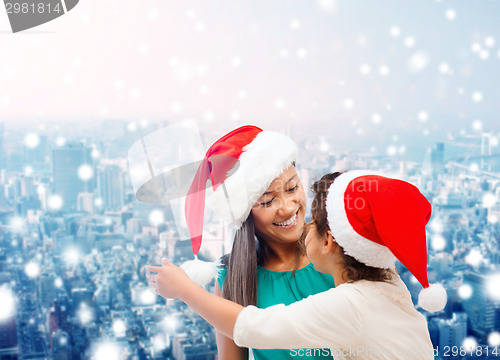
[325,170,447,312]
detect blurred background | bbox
[0,0,499,359]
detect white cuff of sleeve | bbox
[233,305,257,348]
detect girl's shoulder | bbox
[346,274,413,305]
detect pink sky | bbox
[1,0,499,151]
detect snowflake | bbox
[445,9,456,20]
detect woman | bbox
[177,125,335,360]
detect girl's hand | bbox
[145,258,193,299]
[148,259,243,340]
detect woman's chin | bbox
[278,221,305,242]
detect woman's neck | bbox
[260,241,308,272]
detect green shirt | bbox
[218,262,336,360]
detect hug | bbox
[146,125,447,360]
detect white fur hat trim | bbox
[208,131,297,227]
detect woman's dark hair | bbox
[221,214,304,306]
[311,172,393,283]
[221,215,258,306]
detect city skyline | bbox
[1,0,500,358]
[0,120,499,359]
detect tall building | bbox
[428,318,440,348]
[51,330,72,360]
[172,333,217,360]
[462,272,498,342]
[431,142,445,177]
[97,164,125,211]
[0,302,18,358]
[47,299,69,339]
[77,193,95,213]
[38,273,57,309]
[19,175,36,198]
[481,133,493,171]
[437,313,467,352]
[52,143,94,212]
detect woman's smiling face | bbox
[250,166,306,245]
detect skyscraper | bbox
[51,330,72,360]
[431,142,445,177]
[438,313,467,353]
[481,132,493,171]
[97,164,124,211]
[462,272,498,342]
[77,193,95,213]
[0,286,18,359]
[38,273,57,309]
[52,143,94,212]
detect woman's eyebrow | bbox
[285,175,297,185]
[261,175,298,196]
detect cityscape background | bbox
[1,0,500,359]
[0,120,498,359]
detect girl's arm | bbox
[145,258,243,339]
[214,282,249,360]
[146,259,361,350]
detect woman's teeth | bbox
[274,212,297,227]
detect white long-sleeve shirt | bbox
[233,275,434,360]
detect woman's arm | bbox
[214,282,249,360]
[146,258,243,338]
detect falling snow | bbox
[0,286,16,321]
[457,284,473,300]
[445,9,456,20]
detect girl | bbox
[154,126,335,360]
[146,170,447,360]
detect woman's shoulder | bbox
[215,255,230,289]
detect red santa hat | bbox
[326,170,447,312]
[181,125,297,285]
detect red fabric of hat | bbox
[344,175,432,289]
[185,125,262,255]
